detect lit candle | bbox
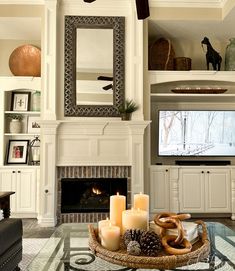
[101,223,120,251]
[98,217,110,239]
[134,192,149,229]
[122,208,148,234]
[110,192,126,229]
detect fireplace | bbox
[57,166,131,223]
[61,178,127,213]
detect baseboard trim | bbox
[37,216,57,227]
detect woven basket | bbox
[149,38,175,70]
[88,220,210,269]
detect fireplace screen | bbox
[61,178,127,213]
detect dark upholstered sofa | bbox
[0,219,22,271]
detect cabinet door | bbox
[179,168,205,212]
[0,168,17,212]
[16,168,37,213]
[150,167,170,212]
[205,169,231,212]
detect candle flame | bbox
[137,208,140,211]
[106,217,109,221]
[109,222,112,227]
[116,192,119,196]
[140,192,142,194]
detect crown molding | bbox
[0,0,45,4]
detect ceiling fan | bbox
[97,76,113,91]
[83,0,150,20]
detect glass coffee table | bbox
[28,222,235,271]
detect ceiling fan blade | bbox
[97,76,113,81]
[103,84,113,91]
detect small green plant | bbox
[118,99,139,114]
[6,114,23,121]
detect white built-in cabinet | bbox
[150,166,233,218]
[150,166,170,213]
[179,167,231,213]
[0,167,38,217]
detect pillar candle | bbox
[98,217,110,239]
[122,208,148,234]
[134,192,149,212]
[110,193,126,229]
[101,223,120,251]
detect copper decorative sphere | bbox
[9,44,41,76]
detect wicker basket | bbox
[149,38,175,70]
[88,220,210,270]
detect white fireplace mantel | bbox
[38,120,150,226]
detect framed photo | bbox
[27,116,40,134]
[11,92,31,111]
[6,140,29,164]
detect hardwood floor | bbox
[22,217,235,238]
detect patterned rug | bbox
[19,238,49,271]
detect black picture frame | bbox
[11,91,31,111]
[6,140,29,164]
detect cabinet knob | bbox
[165,169,168,172]
[45,189,49,193]
[12,171,15,173]
[17,170,21,173]
[207,171,210,174]
[201,171,204,173]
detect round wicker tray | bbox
[88,220,210,270]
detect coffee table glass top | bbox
[28,222,235,271]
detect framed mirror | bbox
[64,16,125,117]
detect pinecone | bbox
[123,229,145,247]
[127,241,141,256]
[140,231,162,256]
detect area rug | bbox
[19,238,49,271]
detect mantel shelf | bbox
[0,76,41,91]
[5,111,40,115]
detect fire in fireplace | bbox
[61,178,127,213]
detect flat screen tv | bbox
[158,110,235,156]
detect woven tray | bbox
[88,220,210,270]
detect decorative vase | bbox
[121,113,132,121]
[225,38,235,71]
[9,119,22,133]
[32,90,41,111]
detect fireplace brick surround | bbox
[57,166,131,223]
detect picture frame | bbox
[11,91,31,111]
[6,140,29,164]
[27,116,40,134]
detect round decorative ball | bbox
[127,241,141,256]
[9,44,41,76]
[140,231,162,256]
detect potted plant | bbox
[118,99,139,120]
[6,114,23,133]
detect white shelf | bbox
[4,133,40,136]
[149,71,235,85]
[151,93,235,103]
[5,111,40,115]
[0,76,41,91]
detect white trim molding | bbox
[150,0,227,8]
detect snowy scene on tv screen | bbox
[158,111,235,156]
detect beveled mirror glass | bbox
[64,16,125,117]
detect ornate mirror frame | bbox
[64,16,125,117]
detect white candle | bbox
[134,192,149,229]
[101,223,120,251]
[122,208,148,234]
[110,193,126,229]
[32,153,40,161]
[98,217,110,239]
[134,192,149,212]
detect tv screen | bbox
[158,110,235,156]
